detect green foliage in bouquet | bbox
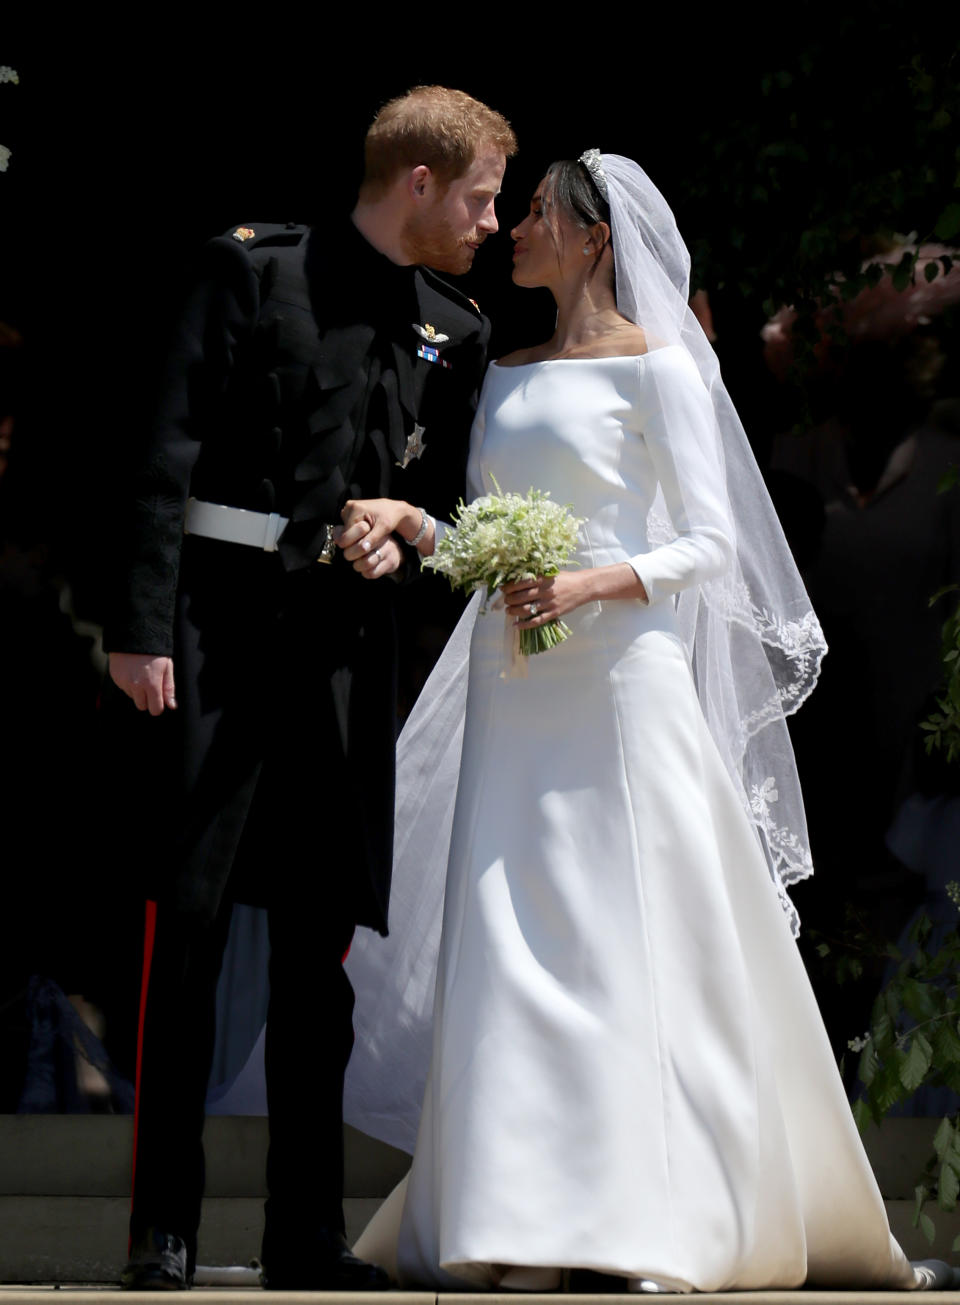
[423,480,584,656]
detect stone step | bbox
[0,1117,409,1198]
[3,1116,946,1199]
[17,1294,960,1305]
[2,1193,958,1285]
[0,1196,380,1284]
[3,1291,960,1304]
[3,1115,957,1284]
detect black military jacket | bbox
[106,218,489,654]
[104,219,489,930]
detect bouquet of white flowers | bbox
[423,480,584,656]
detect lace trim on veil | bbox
[647,501,824,925]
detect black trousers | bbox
[129,894,356,1271]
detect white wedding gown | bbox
[345,349,920,1291]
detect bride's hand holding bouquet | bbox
[423,482,585,656]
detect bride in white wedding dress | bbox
[337,153,933,1291]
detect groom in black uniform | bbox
[104,86,516,1290]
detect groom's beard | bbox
[401,212,481,276]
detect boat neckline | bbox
[491,345,680,370]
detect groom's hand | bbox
[339,498,419,560]
[109,652,177,715]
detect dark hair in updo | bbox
[544,158,610,229]
[540,158,613,280]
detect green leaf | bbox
[925,260,940,282]
[851,1096,872,1134]
[938,468,959,494]
[900,1032,934,1093]
[816,942,831,957]
[858,1039,880,1089]
[876,1005,896,1041]
[876,1056,910,1114]
[865,262,884,287]
[935,1117,956,1161]
[920,1211,936,1245]
[942,1162,960,1212]
[891,252,916,292]
[935,202,960,241]
[915,1183,930,1226]
[944,1063,960,1096]
[902,977,940,1021]
[952,1234,960,1253]
[933,1020,960,1068]
[908,914,935,946]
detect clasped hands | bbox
[109,506,632,715]
[336,498,416,578]
[110,499,413,716]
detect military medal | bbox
[397,423,427,469]
[412,322,449,344]
[232,226,256,242]
[417,344,452,369]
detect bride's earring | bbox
[582,245,591,255]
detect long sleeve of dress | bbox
[627,348,734,606]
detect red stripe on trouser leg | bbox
[128,898,158,1252]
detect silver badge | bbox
[397,423,427,469]
[316,524,337,564]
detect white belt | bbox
[184,498,289,552]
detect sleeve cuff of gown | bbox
[626,555,652,605]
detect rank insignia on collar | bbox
[397,423,427,468]
[232,226,256,242]
[417,344,452,369]
[412,322,450,344]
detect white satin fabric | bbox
[346,353,918,1291]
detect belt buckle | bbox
[316,524,337,565]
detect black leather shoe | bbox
[121,1227,192,1290]
[569,1267,631,1293]
[260,1226,390,1291]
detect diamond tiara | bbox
[578,149,608,201]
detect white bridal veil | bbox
[342,153,827,1154]
[602,153,826,922]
